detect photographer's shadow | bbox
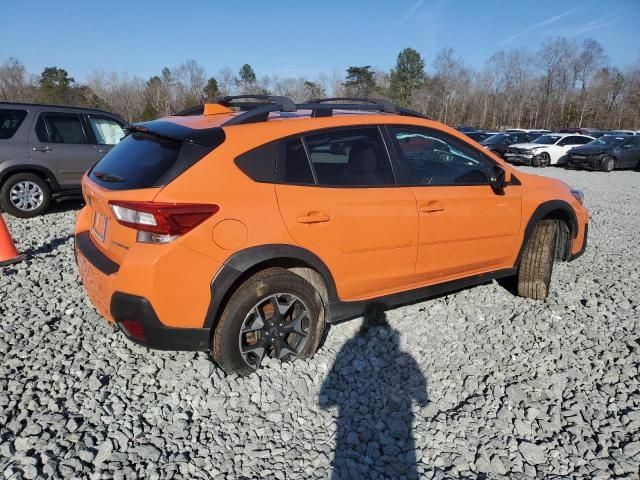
[319,310,429,480]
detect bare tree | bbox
[0,58,34,102]
[1,37,637,128]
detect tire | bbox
[517,220,558,300]
[0,173,52,218]
[602,155,616,172]
[533,152,550,168]
[212,268,325,375]
[490,149,502,159]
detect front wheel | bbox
[212,268,325,375]
[602,155,616,172]
[0,173,52,218]
[532,152,550,168]
[517,220,558,300]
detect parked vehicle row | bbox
[455,125,640,172]
[504,133,594,167]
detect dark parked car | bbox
[0,102,126,217]
[480,132,538,158]
[454,125,478,133]
[560,128,607,138]
[567,135,640,172]
[463,131,493,143]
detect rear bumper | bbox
[75,231,211,351]
[110,292,210,351]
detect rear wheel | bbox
[0,173,51,218]
[517,220,558,300]
[212,268,325,375]
[602,155,616,172]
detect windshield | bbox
[533,135,562,145]
[483,133,509,144]
[589,136,626,147]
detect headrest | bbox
[348,142,378,174]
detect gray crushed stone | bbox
[1,167,639,479]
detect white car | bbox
[503,133,594,167]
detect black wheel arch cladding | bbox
[203,244,339,330]
[516,200,579,266]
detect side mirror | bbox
[490,165,510,191]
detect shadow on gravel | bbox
[319,310,429,480]
[23,233,73,256]
[46,198,84,215]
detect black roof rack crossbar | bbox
[305,97,398,113]
[214,95,296,112]
[222,104,288,126]
[174,95,297,119]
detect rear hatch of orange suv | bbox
[75,120,225,348]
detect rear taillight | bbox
[109,201,218,244]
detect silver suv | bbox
[0,103,126,217]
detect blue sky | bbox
[1,0,638,81]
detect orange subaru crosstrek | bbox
[75,96,589,375]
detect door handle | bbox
[33,145,51,152]
[420,201,445,213]
[296,212,331,224]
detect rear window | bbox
[0,109,27,139]
[89,132,213,190]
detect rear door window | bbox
[0,109,27,139]
[87,115,125,145]
[42,113,87,144]
[279,138,315,184]
[303,127,394,186]
[89,132,212,190]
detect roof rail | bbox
[173,95,430,124]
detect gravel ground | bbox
[1,167,639,480]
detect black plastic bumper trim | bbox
[110,292,210,351]
[569,223,588,261]
[328,267,517,323]
[75,231,119,275]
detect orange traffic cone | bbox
[0,213,26,267]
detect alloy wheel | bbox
[9,181,45,211]
[238,293,311,369]
[604,157,615,172]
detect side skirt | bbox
[328,268,517,323]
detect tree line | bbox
[1,36,638,129]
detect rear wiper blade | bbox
[93,171,126,182]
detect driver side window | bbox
[389,126,489,186]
